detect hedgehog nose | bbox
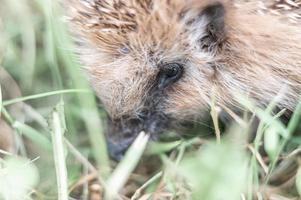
[107,140,126,161]
[106,115,166,161]
[107,137,136,161]
[106,118,143,161]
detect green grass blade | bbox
[146,141,181,155]
[0,83,2,115]
[296,165,301,196]
[235,93,289,138]
[51,109,69,200]
[264,126,280,162]
[13,121,52,151]
[47,0,111,177]
[287,96,301,134]
[105,132,150,199]
[2,89,90,106]
[131,172,163,200]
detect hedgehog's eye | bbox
[165,63,182,77]
[158,63,184,89]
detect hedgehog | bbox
[66,0,301,160]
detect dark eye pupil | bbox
[157,63,184,89]
[165,64,180,77]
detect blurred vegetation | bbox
[0,0,300,200]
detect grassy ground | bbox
[0,0,301,200]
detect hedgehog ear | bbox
[202,3,226,44]
[184,2,226,50]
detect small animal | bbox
[66,0,301,160]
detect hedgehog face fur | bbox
[67,0,301,160]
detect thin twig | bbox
[64,138,97,173]
[131,172,163,200]
[248,144,269,174]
